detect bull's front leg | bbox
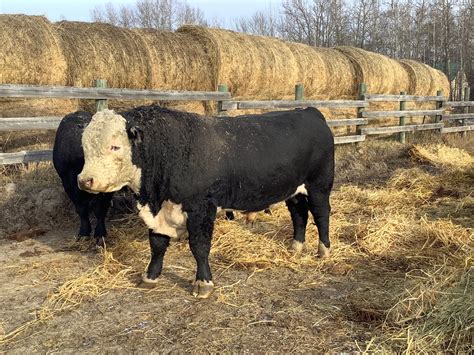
[140,230,170,287]
[186,202,217,299]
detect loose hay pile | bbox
[1,143,472,352]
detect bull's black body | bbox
[122,105,335,289]
[53,111,113,245]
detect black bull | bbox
[80,105,335,298]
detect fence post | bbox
[356,83,367,136]
[435,90,443,124]
[295,84,304,100]
[94,79,108,112]
[217,84,228,116]
[399,91,407,143]
[462,86,470,138]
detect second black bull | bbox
[77,105,335,298]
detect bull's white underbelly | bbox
[137,201,188,239]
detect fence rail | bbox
[0,117,62,131]
[365,94,443,102]
[362,109,444,118]
[0,84,231,101]
[0,83,472,165]
[221,99,368,110]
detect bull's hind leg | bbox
[307,184,332,258]
[285,194,309,252]
[141,230,170,287]
[92,192,113,246]
[186,202,217,299]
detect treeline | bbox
[91,0,472,99]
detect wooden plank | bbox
[0,150,52,165]
[444,101,474,107]
[366,94,445,102]
[360,123,443,135]
[334,135,366,144]
[442,113,474,120]
[0,117,62,131]
[362,109,444,118]
[220,101,238,110]
[235,100,368,109]
[327,118,367,127]
[441,125,474,133]
[0,84,231,101]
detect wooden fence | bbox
[0,82,472,165]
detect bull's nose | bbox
[78,176,93,190]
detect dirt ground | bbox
[0,135,472,353]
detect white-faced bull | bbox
[78,106,334,298]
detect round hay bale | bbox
[430,68,450,96]
[335,46,410,94]
[317,47,356,98]
[0,15,76,116]
[134,28,214,91]
[398,59,433,95]
[0,15,66,85]
[55,21,151,89]
[284,42,327,99]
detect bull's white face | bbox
[78,110,141,194]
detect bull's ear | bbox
[127,126,144,145]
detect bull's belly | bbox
[136,184,308,239]
[223,183,308,211]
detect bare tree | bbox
[90,0,206,30]
[234,8,281,37]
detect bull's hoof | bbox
[192,280,214,299]
[138,272,159,289]
[75,234,91,242]
[291,240,305,253]
[317,243,330,258]
[95,236,106,248]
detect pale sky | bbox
[1,0,282,26]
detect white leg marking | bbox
[317,242,330,258]
[292,240,305,253]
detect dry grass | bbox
[1,141,472,352]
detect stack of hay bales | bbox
[0,15,76,117]
[0,16,450,119]
[178,26,356,100]
[54,22,214,113]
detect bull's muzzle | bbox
[78,176,94,191]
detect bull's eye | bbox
[111,145,121,151]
